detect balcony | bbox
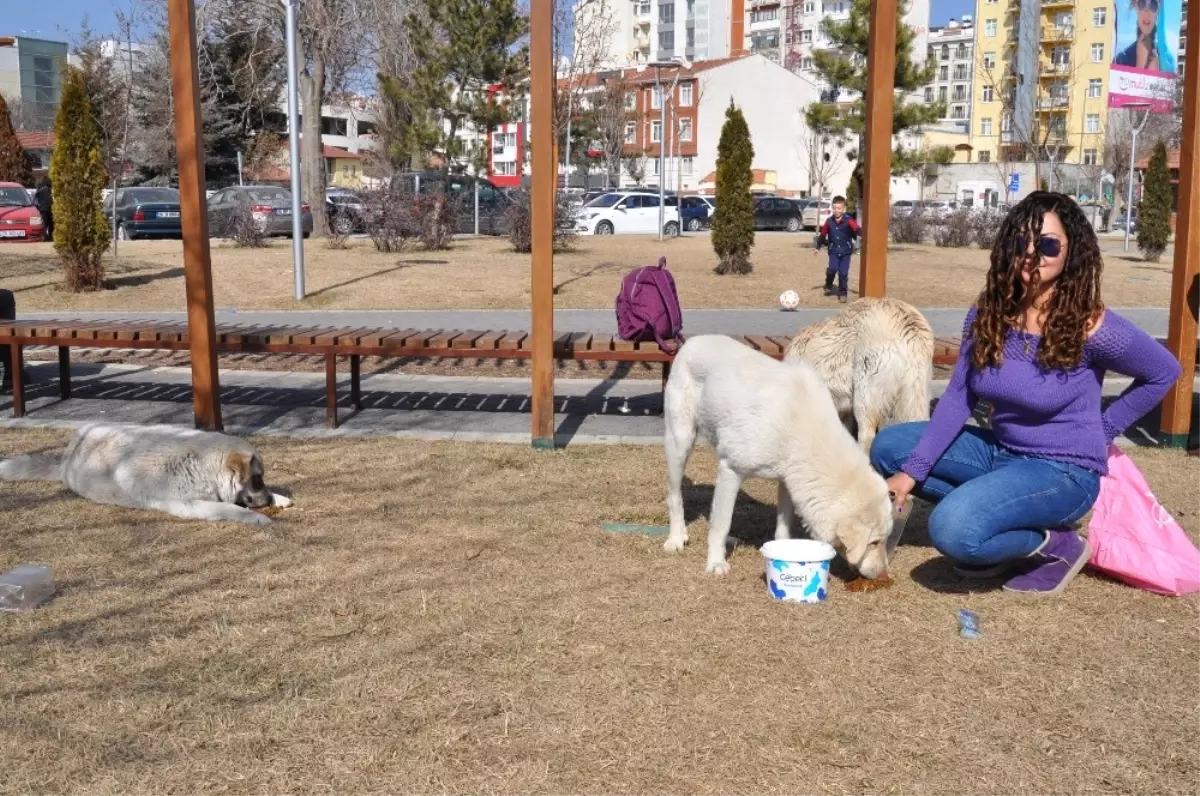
[1042,0,1074,7]
[1040,61,1072,76]
[1036,96,1070,111]
[1001,131,1017,144]
[1041,26,1074,43]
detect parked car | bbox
[754,197,804,232]
[389,171,511,235]
[207,185,313,238]
[0,182,46,242]
[679,195,715,231]
[326,190,366,234]
[801,198,833,230]
[576,191,681,236]
[103,187,183,240]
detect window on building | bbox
[985,19,997,36]
[658,30,675,52]
[1001,114,1012,132]
[1088,78,1102,98]
[978,151,991,162]
[981,118,993,135]
[659,2,674,23]
[938,86,948,102]
[1091,43,1104,62]
[801,29,813,42]
[939,65,949,80]
[953,64,969,80]
[804,1,815,12]
[983,85,994,102]
[624,121,637,144]
[651,119,663,142]
[750,7,778,21]
[1093,6,1106,25]
[626,92,637,110]
[953,85,967,101]
[941,44,950,60]
[650,86,662,109]
[951,105,966,119]
[682,157,693,176]
[342,165,356,179]
[924,86,934,102]
[679,117,693,141]
[1086,113,1101,132]
[680,82,693,106]
[507,132,517,147]
[802,57,813,70]
[983,51,996,69]
[494,161,517,176]
[956,44,968,59]
[651,158,660,176]
[1083,148,1098,165]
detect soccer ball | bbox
[779,289,800,311]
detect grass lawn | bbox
[1,430,1196,794]
[0,234,1175,313]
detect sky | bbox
[2,0,128,41]
[931,0,977,26]
[10,0,976,44]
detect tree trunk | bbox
[299,60,328,237]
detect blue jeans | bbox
[825,253,851,296]
[870,422,1102,567]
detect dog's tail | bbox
[0,453,64,482]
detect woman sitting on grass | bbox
[871,191,1182,595]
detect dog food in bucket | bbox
[761,539,837,603]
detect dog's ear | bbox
[225,452,252,483]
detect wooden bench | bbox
[0,320,964,428]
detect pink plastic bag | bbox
[1087,445,1200,596]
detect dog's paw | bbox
[244,511,273,525]
[663,535,687,553]
[270,493,293,508]
[705,559,731,576]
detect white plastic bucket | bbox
[761,539,837,603]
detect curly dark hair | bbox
[972,191,1104,371]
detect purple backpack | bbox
[615,256,683,352]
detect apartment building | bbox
[1181,0,1190,76]
[968,0,1109,168]
[0,35,70,131]
[922,17,975,130]
[577,0,736,67]
[578,0,928,72]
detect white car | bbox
[576,192,681,236]
[802,199,833,231]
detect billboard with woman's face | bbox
[1109,0,1181,112]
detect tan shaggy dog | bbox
[784,297,935,453]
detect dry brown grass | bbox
[1,430,1197,795]
[0,235,1175,313]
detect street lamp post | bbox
[649,58,689,241]
[1124,102,1152,252]
[283,0,305,299]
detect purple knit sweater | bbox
[903,307,1183,479]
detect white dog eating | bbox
[663,335,893,579]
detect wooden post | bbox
[858,0,898,299]
[167,0,222,431]
[1159,0,1199,448]
[530,0,556,449]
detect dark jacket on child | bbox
[816,214,860,257]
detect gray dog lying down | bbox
[0,423,290,525]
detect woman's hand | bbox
[886,472,917,510]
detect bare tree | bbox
[555,0,617,185]
[622,150,649,187]
[799,129,841,199]
[593,76,635,189]
[1,95,43,132]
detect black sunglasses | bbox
[1137,0,1159,10]
[1016,234,1062,258]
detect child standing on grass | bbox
[813,195,859,303]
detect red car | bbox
[0,182,45,242]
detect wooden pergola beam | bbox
[530,0,555,448]
[1160,0,1199,449]
[167,0,222,430]
[859,0,897,299]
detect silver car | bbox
[207,185,313,238]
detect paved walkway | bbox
[1,360,1189,448]
[18,307,1174,338]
